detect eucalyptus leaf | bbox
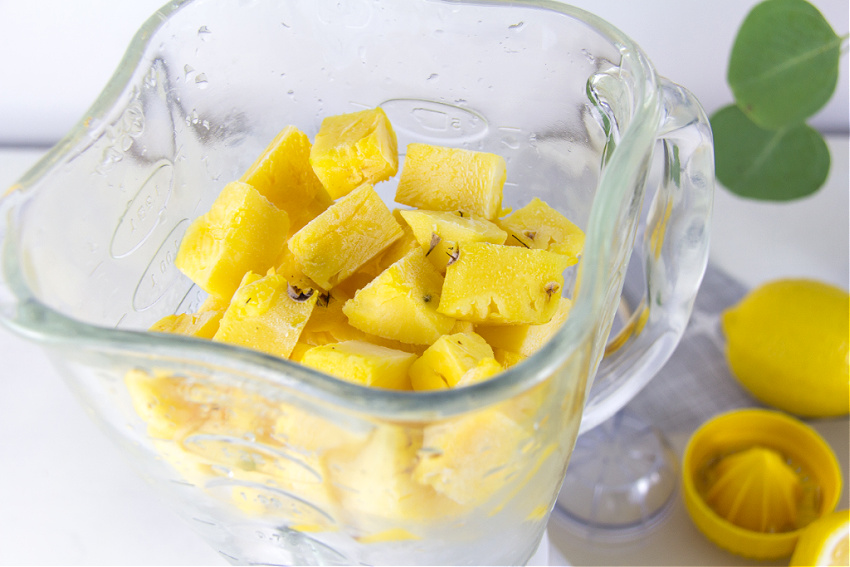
[711,104,830,200]
[728,0,842,130]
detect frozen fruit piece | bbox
[149,310,223,339]
[498,197,585,262]
[413,409,526,506]
[455,357,504,387]
[343,247,455,345]
[399,209,508,273]
[175,181,290,300]
[409,332,494,391]
[213,270,317,359]
[239,125,333,235]
[395,143,506,220]
[288,184,404,290]
[124,369,205,439]
[309,107,398,199]
[476,297,573,356]
[300,340,416,390]
[437,242,569,325]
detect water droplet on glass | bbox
[184,64,194,75]
[508,21,524,31]
[198,25,211,39]
[427,73,439,81]
[194,73,209,89]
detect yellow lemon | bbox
[790,509,849,566]
[721,279,849,418]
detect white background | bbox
[0,0,848,146]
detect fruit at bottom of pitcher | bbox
[721,278,850,417]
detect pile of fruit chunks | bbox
[152,107,585,390]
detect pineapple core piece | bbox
[300,340,416,390]
[498,197,585,262]
[213,270,317,359]
[309,107,398,199]
[409,332,495,391]
[399,209,508,273]
[395,143,506,220]
[343,247,456,345]
[239,125,334,235]
[476,296,573,357]
[288,184,404,290]
[175,181,290,300]
[438,241,570,325]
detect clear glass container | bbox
[0,0,713,564]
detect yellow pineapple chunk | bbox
[409,332,494,391]
[456,357,504,387]
[413,409,526,506]
[399,209,508,273]
[149,310,223,339]
[239,125,333,235]
[288,184,404,290]
[309,107,398,199]
[476,297,573,357]
[395,143,506,220]
[326,424,460,526]
[175,181,290,300]
[125,369,205,439]
[494,348,527,368]
[300,340,416,390]
[213,271,317,359]
[498,197,585,262]
[343,247,455,345]
[438,242,569,325]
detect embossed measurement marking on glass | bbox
[110,159,174,258]
[132,219,188,311]
[380,98,489,144]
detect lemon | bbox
[790,509,849,566]
[721,279,849,418]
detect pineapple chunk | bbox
[343,247,455,345]
[413,409,526,506]
[494,348,527,368]
[149,310,223,339]
[300,341,416,390]
[476,297,573,357]
[326,424,460,526]
[175,181,290,300]
[239,125,333,235]
[498,197,585,262]
[288,184,404,290]
[456,357,504,387]
[395,143,506,220]
[399,209,508,273]
[309,107,398,199]
[438,242,570,325]
[409,332,494,391]
[213,271,317,359]
[125,369,205,439]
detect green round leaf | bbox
[728,0,842,130]
[711,104,830,201]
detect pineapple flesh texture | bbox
[413,409,526,507]
[343,247,455,345]
[309,107,398,199]
[498,197,585,262]
[149,310,223,339]
[288,184,404,290]
[213,271,317,359]
[300,340,416,391]
[409,332,495,391]
[399,209,508,273]
[438,241,570,325]
[476,296,573,357]
[394,143,506,220]
[239,125,334,235]
[175,181,290,301]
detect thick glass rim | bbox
[0,0,663,421]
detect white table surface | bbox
[0,137,847,566]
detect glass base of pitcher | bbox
[553,409,678,542]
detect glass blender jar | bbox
[0,0,713,564]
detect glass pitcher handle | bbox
[579,79,715,434]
